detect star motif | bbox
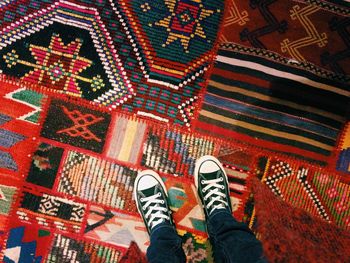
[154,0,218,52]
[23,33,93,94]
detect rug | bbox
[220,0,350,77]
[254,156,350,229]
[1,0,350,262]
[194,0,350,165]
[194,47,349,165]
[0,78,258,262]
[197,0,350,236]
[0,0,224,127]
[252,177,350,262]
[1,77,348,261]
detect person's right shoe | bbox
[195,155,232,219]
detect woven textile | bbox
[195,47,350,164]
[337,121,350,174]
[0,79,257,262]
[1,0,350,261]
[220,0,350,77]
[251,157,350,230]
[194,0,350,165]
[252,178,350,263]
[0,0,224,127]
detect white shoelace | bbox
[141,192,170,229]
[201,177,228,215]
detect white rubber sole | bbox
[133,169,168,215]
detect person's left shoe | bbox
[133,170,175,234]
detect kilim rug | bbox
[0,0,224,127]
[1,0,350,262]
[252,177,350,262]
[0,78,260,262]
[195,0,350,165]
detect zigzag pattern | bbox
[0,113,25,171]
[240,0,288,49]
[281,4,328,61]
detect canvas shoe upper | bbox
[195,155,232,219]
[134,170,175,234]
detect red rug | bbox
[0,78,257,261]
[0,0,350,262]
[253,177,350,262]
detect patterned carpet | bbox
[0,0,349,262]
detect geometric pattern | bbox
[4,225,51,263]
[41,99,111,153]
[18,191,86,233]
[280,5,327,62]
[240,0,288,50]
[0,1,133,103]
[4,88,46,124]
[219,0,249,43]
[321,17,350,75]
[84,205,149,252]
[196,47,350,164]
[0,0,224,127]
[265,160,329,221]
[0,80,43,178]
[58,151,138,213]
[47,234,122,263]
[262,158,350,229]
[6,34,94,95]
[219,0,350,76]
[57,106,105,142]
[0,1,350,261]
[0,114,26,171]
[118,0,224,87]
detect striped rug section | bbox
[196,49,350,163]
[105,116,147,164]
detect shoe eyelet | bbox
[140,198,144,202]
[161,200,164,204]
[220,178,223,181]
[157,192,161,197]
[221,186,224,189]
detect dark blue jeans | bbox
[147,210,266,263]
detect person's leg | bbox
[207,210,266,263]
[134,170,186,263]
[147,224,186,263]
[195,156,266,263]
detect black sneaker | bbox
[133,170,175,234]
[195,155,232,219]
